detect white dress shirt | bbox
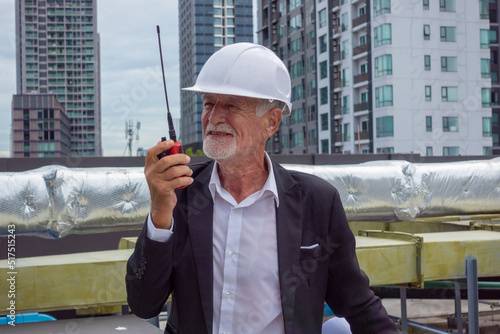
[147,154,285,334]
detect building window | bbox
[441,56,457,72]
[480,29,490,49]
[423,25,431,40]
[482,88,491,107]
[320,61,328,79]
[426,147,433,156]
[441,86,458,102]
[424,55,431,71]
[374,23,392,47]
[290,13,303,33]
[342,67,350,86]
[426,116,432,132]
[375,85,393,107]
[341,40,349,59]
[442,116,459,132]
[360,63,368,74]
[374,54,392,77]
[341,12,348,31]
[440,26,456,42]
[291,108,304,125]
[440,0,456,12]
[423,0,430,10]
[484,147,493,155]
[374,0,391,17]
[483,117,492,137]
[319,9,327,28]
[343,123,351,141]
[320,87,328,105]
[361,92,368,103]
[342,95,350,114]
[292,132,304,148]
[377,147,394,153]
[360,35,367,45]
[480,0,489,19]
[482,59,491,78]
[425,85,432,101]
[290,38,303,56]
[376,116,394,137]
[492,91,499,106]
[443,146,460,156]
[319,34,327,53]
[321,113,329,130]
[321,139,329,153]
[490,30,498,44]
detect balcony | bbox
[358,131,370,140]
[332,0,340,12]
[333,52,341,63]
[334,107,342,116]
[334,78,342,88]
[354,102,369,112]
[352,14,368,29]
[353,44,368,56]
[353,73,369,85]
[335,133,343,142]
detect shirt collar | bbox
[208,152,280,207]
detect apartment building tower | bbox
[179,0,254,151]
[326,0,492,156]
[258,0,319,154]
[15,0,102,156]
[11,94,71,157]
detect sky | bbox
[0,0,183,157]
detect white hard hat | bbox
[183,43,292,116]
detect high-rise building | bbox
[258,0,493,156]
[179,0,254,151]
[15,0,102,156]
[11,94,71,157]
[488,0,500,154]
[259,0,319,154]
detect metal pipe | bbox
[466,257,479,334]
[389,316,449,334]
[400,287,408,334]
[454,280,463,334]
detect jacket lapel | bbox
[273,161,303,334]
[187,161,215,334]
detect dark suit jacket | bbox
[126,159,399,333]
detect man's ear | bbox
[265,108,283,139]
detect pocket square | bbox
[300,243,319,250]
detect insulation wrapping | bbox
[0,158,499,238]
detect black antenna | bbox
[156,25,177,143]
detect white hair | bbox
[256,99,286,117]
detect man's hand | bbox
[145,140,194,230]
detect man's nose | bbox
[208,103,228,125]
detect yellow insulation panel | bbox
[0,249,133,315]
[416,230,500,281]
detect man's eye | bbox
[204,103,214,108]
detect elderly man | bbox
[126,43,399,334]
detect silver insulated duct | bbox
[0,158,499,238]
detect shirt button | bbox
[233,208,239,213]
[228,251,235,257]
[224,291,231,297]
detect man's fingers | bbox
[155,154,191,173]
[146,140,175,163]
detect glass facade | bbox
[179,0,253,149]
[16,0,101,156]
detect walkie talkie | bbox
[156,25,184,160]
